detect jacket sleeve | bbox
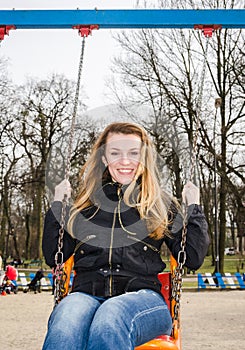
[42,201,76,268]
[164,204,210,270]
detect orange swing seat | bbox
[135,257,181,350]
[135,335,179,350]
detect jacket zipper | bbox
[127,235,160,253]
[109,206,117,296]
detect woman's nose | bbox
[119,154,131,164]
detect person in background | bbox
[0,251,4,286]
[42,122,209,350]
[0,251,3,271]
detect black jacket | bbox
[42,182,209,297]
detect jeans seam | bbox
[129,305,168,347]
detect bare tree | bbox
[7,74,80,259]
[0,56,21,260]
[109,0,244,272]
[1,67,100,262]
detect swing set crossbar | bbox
[0,9,244,29]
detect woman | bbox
[42,122,209,350]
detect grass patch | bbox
[196,255,245,274]
[163,254,245,274]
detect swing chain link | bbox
[53,197,67,305]
[171,35,210,324]
[65,36,86,181]
[53,36,86,306]
[171,214,187,321]
[190,37,209,182]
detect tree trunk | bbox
[25,213,31,260]
[218,101,227,273]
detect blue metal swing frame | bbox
[0,9,244,30]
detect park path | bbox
[182,290,245,349]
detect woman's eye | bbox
[130,151,140,157]
[110,152,119,156]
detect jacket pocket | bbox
[74,235,109,269]
[74,234,97,254]
[126,235,160,253]
[122,239,165,275]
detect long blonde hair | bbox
[68,122,175,239]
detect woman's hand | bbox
[54,179,72,202]
[182,181,200,206]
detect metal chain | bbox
[171,36,210,324]
[189,37,210,182]
[53,36,87,306]
[65,36,86,181]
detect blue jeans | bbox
[42,289,172,350]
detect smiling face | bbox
[104,133,142,185]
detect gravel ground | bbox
[0,290,244,350]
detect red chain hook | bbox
[194,24,222,37]
[0,25,16,41]
[73,24,99,37]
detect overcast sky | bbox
[0,0,138,110]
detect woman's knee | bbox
[88,297,128,334]
[48,292,100,329]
